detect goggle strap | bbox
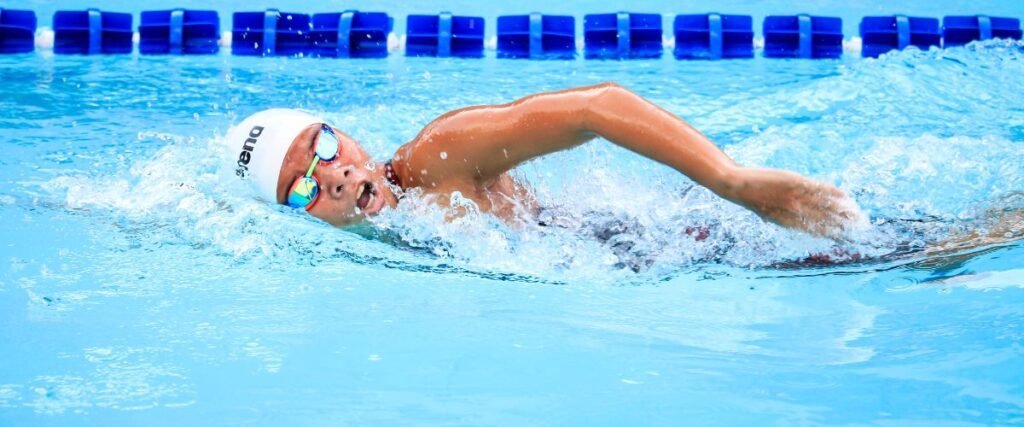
[305,155,320,177]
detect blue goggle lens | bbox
[315,125,340,161]
[287,176,320,209]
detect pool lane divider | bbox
[528,13,543,58]
[708,13,722,59]
[262,10,277,56]
[139,9,219,54]
[583,12,663,59]
[437,12,453,57]
[496,13,575,59]
[0,8,37,53]
[6,9,1023,58]
[52,8,132,54]
[943,15,1022,47]
[673,13,754,59]
[311,11,391,58]
[406,13,485,57]
[336,11,353,57]
[169,10,184,54]
[763,14,843,59]
[897,15,911,48]
[232,9,311,56]
[860,15,941,58]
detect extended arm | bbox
[397,82,739,196]
[397,83,864,239]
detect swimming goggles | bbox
[287,124,341,210]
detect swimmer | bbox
[226,83,865,239]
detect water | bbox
[2,1,1024,425]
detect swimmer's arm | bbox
[398,82,738,195]
[400,82,862,238]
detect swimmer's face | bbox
[276,124,395,227]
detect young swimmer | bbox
[226,83,866,239]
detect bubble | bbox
[440,152,448,160]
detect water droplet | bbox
[440,152,448,160]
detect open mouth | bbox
[356,181,375,211]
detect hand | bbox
[723,167,867,241]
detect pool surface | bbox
[2,0,1024,425]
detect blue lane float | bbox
[583,12,662,59]
[139,9,219,54]
[53,9,133,54]
[860,15,941,57]
[673,13,754,59]
[943,15,1022,47]
[0,8,36,53]
[406,12,484,57]
[232,9,311,56]
[10,9,1024,59]
[763,14,843,59]
[497,13,575,59]
[312,11,391,58]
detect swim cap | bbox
[226,108,322,203]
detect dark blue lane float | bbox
[53,9,132,54]
[763,14,843,58]
[9,8,1024,59]
[232,9,310,56]
[860,15,941,57]
[497,13,575,59]
[139,9,219,54]
[674,13,754,59]
[312,11,391,58]
[0,8,36,53]
[943,15,1022,47]
[406,12,484,57]
[583,12,662,59]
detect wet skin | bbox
[276,82,865,239]
[275,124,398,227]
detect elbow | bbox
[593,81,624,91]
[580,82,630,131]
[590,82,629,104]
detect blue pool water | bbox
[2,1,1024,425]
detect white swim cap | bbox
[226,108,322,203]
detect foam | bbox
[35,42,1024,280]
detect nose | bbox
[319,164,365,200]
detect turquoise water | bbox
[2,1,1024,425]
